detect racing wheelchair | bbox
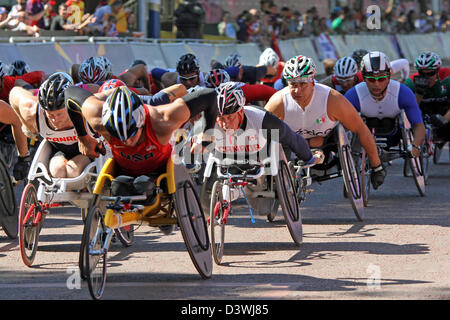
[17,139,113,267]
[80,155,212,300]
[288,123,365,221]
[357,110,426,206]
[202,141,303,265]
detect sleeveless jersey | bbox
[280,83,337,139]
[213,106,267,157]
[356,80,402,119]
[108,105,172,176]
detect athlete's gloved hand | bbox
[13,153,32,181]
[370,164,386,190]
[413,75,429,95]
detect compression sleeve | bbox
[398,84,424,126]
[181,88,218,131]
[344,87,361,112]
[273,78,285,91]
[138,90,170,106]
[64,85,94,137]
[262,111,313,162]
[151,68,169,81]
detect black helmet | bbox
[38,72,73,111]
[9,60,30,76]
[130,59,147,68]
[351,49,369,67]
[176,53,200,75]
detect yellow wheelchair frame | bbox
[81,155,212,300]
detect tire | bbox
[0,152,17,239]
[361,149,371,207]
[84,205,108,300]
[175,179,212,279]
[275,160,303,245]
[18,183,40,267]
[337,124,364,221]
[114,225,134,247]
[210,180,226,265]
[402,127,425,196]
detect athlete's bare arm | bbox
[327,89,381,167]
[264,90,285,120]
[119,64,150,91]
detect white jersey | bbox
[213,106,267,156]
[37,104,78,146]
[280,83,337,139]
[355,80,401,119]
[391,58,410,81]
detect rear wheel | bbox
[402,127,425,196]
[0,153,17,239]
[275,159,303,245]
[210,180,226,265]
[18,183,41,266]
[337,124,364,221]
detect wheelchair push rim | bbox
[402,127,426,196]
[84,205,108,300]
[361,150,371,207]
[210,180,226,265]
[0,152,18,239]
[337,124,364,221]
[175,178,212,279]
[18,182,40,266]
[275,157,303,246]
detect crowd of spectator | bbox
[213,0,450,47]
[0,0,136,37]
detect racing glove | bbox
[413,75,429,96]
[13,153,33,181]
[370,164,386,190]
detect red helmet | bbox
[99,79,126,93]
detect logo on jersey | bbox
[119,151,154,162]
[46,136,78,143]
[315,117,326,124]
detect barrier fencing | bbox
[1,32,449,77]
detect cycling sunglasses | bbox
[179,74,199,81]
[418,69,438,77]
[364,74,389,83]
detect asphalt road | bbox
[0,146,449,301]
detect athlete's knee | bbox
[66,155,90,178]
[49,156,68,178]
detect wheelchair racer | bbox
[320,56,362,94]
[404,52,450,143]
[345,51,425,161]
[195,81,324,214]
[264,55,386,190]
[10,72,97,179]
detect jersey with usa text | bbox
[107,105,172,177]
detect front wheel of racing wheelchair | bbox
[81,157,212,299]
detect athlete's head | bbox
[224,53,243,68]
[216,81,246,132]
[0,61,9,78]
[176,53,200,88]
[204,69,230,88]
[99,78,126,93]
[9,59,30,76]
[102,86,145,146]
[78,57,110,84]
[38,72,74,129]
[351,49,369,70]
[259,47,279,68]
[415,52,441,87]
[283,55,316,105]
[334,56,358,92]
[97,56,113,79]
[361,51,391,99]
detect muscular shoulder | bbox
[327,88,354,121]
[264,89,285,120]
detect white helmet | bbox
[97,56,112,78]
[0,61,9,78]
[415,52,441,70]
[334,57,358,78]
[259,48,279,68]
[216,81,246,116]
[283,55,316,80]
[224,53,242,68]
[361,51,391,75]
[78,57,110,84]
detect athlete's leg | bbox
[49,153,69,178]
[0,101,29,156]
[66,154,91,178]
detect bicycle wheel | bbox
[84,205,108,300]
[337,124,364,221]
[115,225,134,247]
[275,159,303,246]
[210,180,225,265]
[402,127,425,196]
[175,179,212,279]
[360,149,371,207]
[18,182,40,266]
[0,152,17,239]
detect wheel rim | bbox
[85,206,107,300]
[18,183,39,266]
[361,151,370,207]
[278,161,300,222]
[210,181,225,264]
[115,225,134,247]
[183,180,209,251]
